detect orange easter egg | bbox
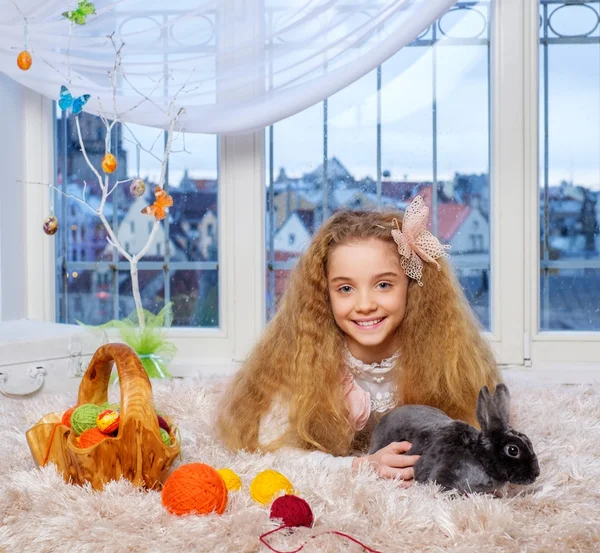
[96,409,120,434]
[102,154,117,174]
[17,51,32,71]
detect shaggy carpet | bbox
[0,373,599,553]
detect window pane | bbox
[539,0,600,330]
[266,1,493,329]
[54,113,219,327]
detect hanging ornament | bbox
[130,178,146,198]
[141,187,173,221]
[62,1,97,25]
[17,51,32,71]
[102,153,117,174]
[130,146,145,196]
[43,215,59,236]
[59,85,90,116]
[17,19,32,70]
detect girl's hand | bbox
[352,441,420,487]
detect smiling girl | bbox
[216,197,501,484]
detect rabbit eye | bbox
[505,444,520,458]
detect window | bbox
[54,112,219,327]
[266,1,493,328]
[539,0,600,331]
[11,0,594,365]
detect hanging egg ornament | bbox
[43,215,59,236]
[130,178,146,198]
[102,153,117,174]
[17,51,32,71]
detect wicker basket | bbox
[26,343,180,490]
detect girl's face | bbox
[327,238,409,363]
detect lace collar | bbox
[343,345,400,376]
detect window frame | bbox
[14,0,600,369]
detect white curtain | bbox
[0,0,458,134]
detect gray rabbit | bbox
[369,384,540,494]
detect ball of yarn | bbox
[97,409,120,434]
[71,404,103,436]
[157,415,170,433]
[270,495,314,529]
[160,428,171,446]
[100,402,121,411]
[162,463,228,516]
[78,427,107,448]
[217,468,242,492]
[61,406,77,428]
[250,470,294,505]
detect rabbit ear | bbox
[476,385,507,434]
[476,386,493,433]
[492,383,511,424]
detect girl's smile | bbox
[353,317,386,329]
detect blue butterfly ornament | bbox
[59,85,90,115]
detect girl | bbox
[217,196,501,483]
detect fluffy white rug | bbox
[1,373,599,553]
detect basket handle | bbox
[77,343,160,436]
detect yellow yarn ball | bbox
[249,470,294,505]
[217,468,242,492]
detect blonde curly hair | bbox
[216,208,501,456]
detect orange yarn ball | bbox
[17,51,32,70]
[61,406,77,428]
[162,463,228,516]
[78,427,106,448]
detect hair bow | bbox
[391,195,451,286]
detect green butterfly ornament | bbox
[62,1,96,25]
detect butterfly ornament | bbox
[59,85,90,115]
[62,1,97,25]
[142,186,174,221]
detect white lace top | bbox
[258,347,400,471]
[343,345,399,415]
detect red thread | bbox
[259,495,382,553]
[259,526,382,553]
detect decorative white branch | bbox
[23,32,189,330]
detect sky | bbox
[103,2,600,190]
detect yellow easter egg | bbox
[102,153,117,174]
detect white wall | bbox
[0,74,26,320]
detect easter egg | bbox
[43,215,59,236]
[130,178,146,197]
[17,51,32,71]
[102,153,117,174]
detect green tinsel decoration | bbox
[78,303,177,381]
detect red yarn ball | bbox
[157,415,170,433]
[270,495,314,529]
[162,463,228,516]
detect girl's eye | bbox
[377,282,391,290]
[338,285,353,293]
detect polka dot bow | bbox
[391,195,451,286]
